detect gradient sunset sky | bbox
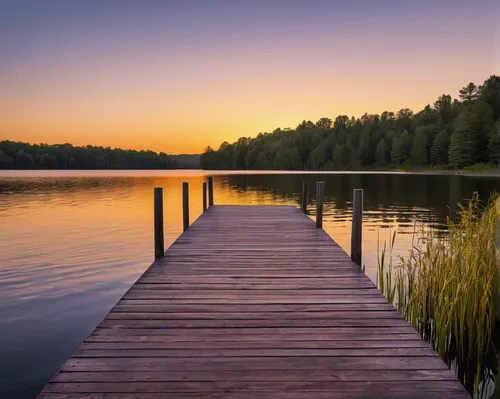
[1,0,498,154]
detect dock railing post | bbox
[351,189,363,266]
[316,181,324,228]
[301,180,308,213]
[202,182,207,212]
[208,176,214,206]
[183,182,189,231]
[154,187,164,258]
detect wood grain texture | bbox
[37,205,469,398]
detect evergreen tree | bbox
[390,136,402,166]
[390,130,411,166]
[375,138,387,166]
[357,129,371,166]
[448,102,495,165]
[410,127,428,165]
[398,130,412,163]
[430,130,450,166]
[449,120,473,169]
[459,82,479,101]
[478,75,500,118]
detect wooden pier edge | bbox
[37,202,470,398]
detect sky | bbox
[0,0,499,154]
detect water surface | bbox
[1,170,499,398]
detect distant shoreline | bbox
[0,169,499,178]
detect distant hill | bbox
[170,154,201,169]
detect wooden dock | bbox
[38,204,469,398]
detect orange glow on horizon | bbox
[1,2,498,154]
[2,69,497,155]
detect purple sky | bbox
[1,0,498,152]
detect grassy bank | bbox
[378,194,499,397]
[372,163,500,174]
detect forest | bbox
[201,75,500,171]
[0,141,177,169]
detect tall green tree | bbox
[448,101,495,165]
[449,119,473,169]
[316,117,332,130]
[390,130,411,166]
[411,127,428,165]
[430,130,450,166]
[357,129,371,166]
[391,136,403,166]
[459,82,479,101]
[478,75,500,118]
[375,138,387,166]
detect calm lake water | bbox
[1,170,500,398]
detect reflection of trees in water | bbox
[0,177,142,211]
[220,174,500,226]
[2,173,499,228]
[0,177,138,195]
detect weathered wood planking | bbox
[38,205,469,398]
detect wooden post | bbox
[208,176,214,206]
[183,182,189,231]
[301,180,308,213]
[351,189,363,266]
[202,182,207,212]
[154,187,164,259]
[316,181,324,229]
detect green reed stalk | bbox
[378,193,499,398]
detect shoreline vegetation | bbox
[0,141,200,170]
[3,77,498,174]
[377,194,499,398]
[201,76,500,172]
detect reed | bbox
[378,193,499,397]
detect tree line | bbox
[0,141,177,169]
[201,75,500,170]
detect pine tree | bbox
[375,138,387,166]
[458,82,479,101]
[399,130,412,163]
[478,75,500,118]
[449,119,473,169]
[357,129,371,166]
[430,130,450,166]
[410,127,428,165]
[391,137,402,166]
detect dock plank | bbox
[37,205,469,398]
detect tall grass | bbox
[378,193,499,397]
